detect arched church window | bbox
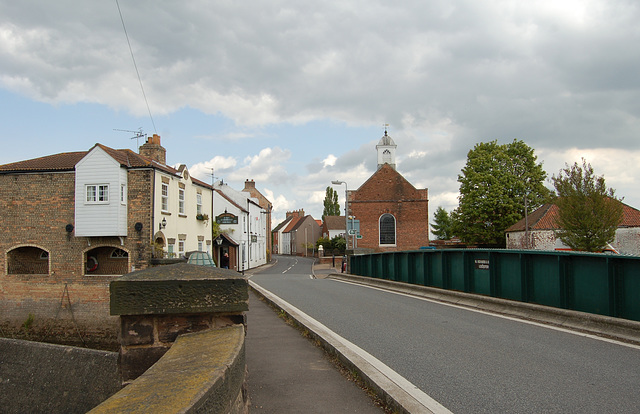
[379,214,396,245]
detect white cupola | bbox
[376,129,397,170]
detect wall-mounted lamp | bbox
[159,217,167,231]
[135,222,143,232]
[65,224,74,233]
[216,236,223,245]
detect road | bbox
[249,255,640,413]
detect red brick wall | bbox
[349,165,429,252]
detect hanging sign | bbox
[216,212,238,224]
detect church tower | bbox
[376,129,397,170]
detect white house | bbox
[214,181,268,271]
[75,145,128,238]
[154,163,213,258]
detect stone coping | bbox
[110,263,248,316]
[88,325,247,414]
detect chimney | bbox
[243,179,256,190]
[139,134,166,164]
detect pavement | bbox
[244,261,385,413]
[242,259,640,413]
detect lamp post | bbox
[331,180,348,250]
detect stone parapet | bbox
[109,262,248,389]
[89,325,248,414]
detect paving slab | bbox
[245,291,384,413]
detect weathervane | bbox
[383,123,390,135]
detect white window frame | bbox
[161,182,169,212]
[120,184,127,204]
[179,188,185,214]
[178,240,185,257]
[86,184,109,204]
[196,193,202,215]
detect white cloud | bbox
[323,154,337,167]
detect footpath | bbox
[244,262,385,413]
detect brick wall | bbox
[349,165,429,252]
[0,169,155,345]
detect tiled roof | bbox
[0,143,214,188]
[0,151,87,172]
[505,200,640,232]
[283,216,302,233]
[323,215,345,230]
[272,216,292,232]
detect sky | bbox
[2,1,640,230]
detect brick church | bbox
[348,131,429,252]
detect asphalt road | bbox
[250,255,640,413]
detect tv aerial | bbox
[114,128,147,149]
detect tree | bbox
[323,186,341,217]
[452,139,549,246]
[431,206,454,240]
[551,158,623,252]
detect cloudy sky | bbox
[2,1,640,229]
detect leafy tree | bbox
[452,139,549,246]
[331,235,346,253]
[323,186,341,217]
[551,158,623,252]
[315,235,346,254]
[316,236,331,250]
[431,206,454,240]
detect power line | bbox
[115,0,157,134]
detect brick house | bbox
[0,134,213,337]
[347,132,429,252]
[289,215,322,256]
[505,202,640,255]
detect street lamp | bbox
[331,180,349,250]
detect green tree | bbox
[452,139,549,246]
[431,206,454,240]
[331,235,346,253]
[551,158,623,252]
[323,186,341,217]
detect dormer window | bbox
[86,184,109,203]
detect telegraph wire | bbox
[115,0,157,134]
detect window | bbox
[196,193,202,215]
[198,241,203,251]
[168,243,175,258]
[161,183,169,211]
[379,214,396,245]
[110,248,129,259]
[86,184,109,203]
[120,184,126,204]
[178,240,185,257]
[179,188,185,214]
